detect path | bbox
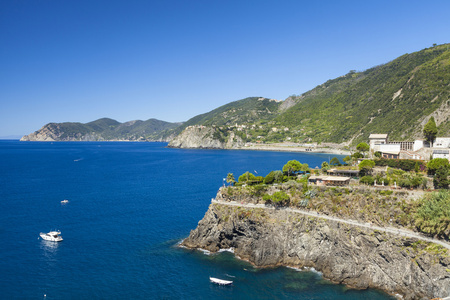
[211,199,450,250]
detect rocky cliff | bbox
[182,192,450,299]
[168,126,244,149]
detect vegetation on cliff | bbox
[21,117,180,141]
[183,190,450,299]
[224,158,450,240]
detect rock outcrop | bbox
[183,197,450,299]
[168,126,244,149]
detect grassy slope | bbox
[173,97,282,133]
[276,44,450,145]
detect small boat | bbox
[61,199,69,204]
[209,277,233,285]
[40,231,63,242]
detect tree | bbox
[264,171,275,184]
[359,159,375,176]
[356,142,370,156]
[300,163,310,173]
[238,171,256,184]
[374,151,382,158]
[282,160,302,176]
[423,116,437,146]
[273,170,284,183]
[360,175,374,185]
[427,158,450,175]
[226,173,236,186]
[343,156,352,165]
[434,166,449,189]
[330,157,340,166]
[352,152,364,159]
[321,161,329,173]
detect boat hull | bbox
[209,277,233,285]
[40,232,63,242]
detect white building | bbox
[433,150,450,160]
[434,137,450,148]
[369,134,388,152]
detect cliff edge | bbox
[182,190,450,299]
[168,126,244,149]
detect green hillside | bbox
[175,97,281,133]
[175,44,450,146]
[276,44,450,145]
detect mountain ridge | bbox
[170,43,450,148]
[20,117,180,142]
[22,43,450,147]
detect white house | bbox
[369,134,388,152]
[378,144,401,159]
[433,149,450,160]
[434,137,450,148]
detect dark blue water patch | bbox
[0,141,393,299]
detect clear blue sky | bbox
[1,0,449,137]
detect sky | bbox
[1,0,450,137]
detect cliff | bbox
[182,188,450,299]
[168,126,244,149]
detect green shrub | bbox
[427,158,450,175]
[263,191,290,206]
[399,178,412,188]
[238,171,257,185]
[360,175,374,185]
[375,158,426,172]
[264,171,275,184]
[433,165,449,189]
[415,190,450,238]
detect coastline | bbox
[237,143,351,155]
[181,243,400,299]
[182,195,450,300]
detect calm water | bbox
[0,141,394,299]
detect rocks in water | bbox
[182,202,450,300]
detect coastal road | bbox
[211,199,450,250]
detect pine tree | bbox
[423,116,437,146]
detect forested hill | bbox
[172,97,283,135]
[276,43,450,144]
[20,118,181,141]
[170,44,450,147]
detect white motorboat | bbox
[61,199,69,204]
[209,277,233,285]
[40,231,63,242]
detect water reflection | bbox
[40,240,60,261]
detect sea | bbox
[0,140,395,299]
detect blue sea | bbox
[0,141,394,299]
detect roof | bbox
[381,150,399,155]
[327,169,359,174]
[309,175,350,182]
[433,150,450,154]
[369,134,388,139]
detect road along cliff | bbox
[182,193,450,299]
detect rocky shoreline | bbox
[182,191,450,299]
